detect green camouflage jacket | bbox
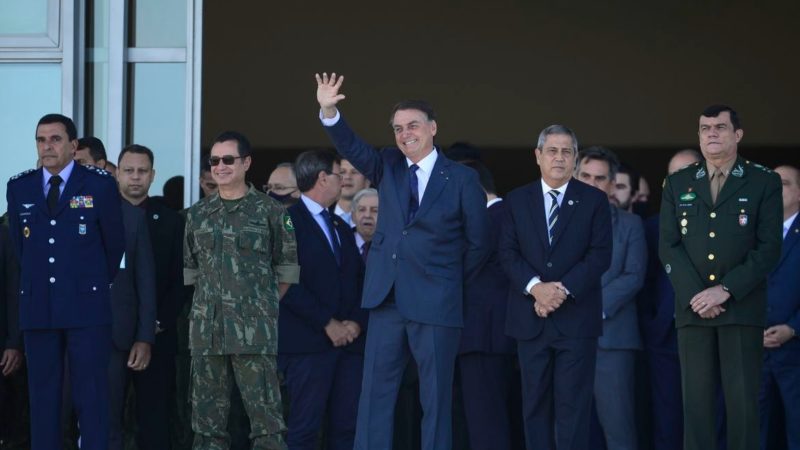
[184,184,299,355]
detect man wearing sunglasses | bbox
[184,131,300,450]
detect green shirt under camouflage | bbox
[184,184,300,355]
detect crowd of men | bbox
[0,74,798,450]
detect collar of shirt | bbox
[707,157,737,177]
[784,211,799,239]
[335,203,354,227]
[354,230,366,250]
[301,194,339,246]
[406,148,438,201]
[487,197,503,208]
[43,160,76,197]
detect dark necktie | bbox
[361,240,371,263]
[547,190,560,244]
[408,164,420,224]
[320,210,342,265]
[47,175,63,215]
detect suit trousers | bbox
[355,302,461,450]
[279,349,363,450]
[517,320,598,450]
[107,348,174,450]
[759,353,800,450]
[593,348,637,450]
[458,353,514,450]
[644,346,683,450]
[677,325,763,450]
[25,325,112,450]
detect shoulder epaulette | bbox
[84,164,112,177]
[751,162,772,173]
[8,168,36,182]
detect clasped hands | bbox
[325,319,361,347]
[689,285,730,319]
[531,282,568,318]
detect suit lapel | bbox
[297,200,338,265]
[713,158,748,207]
[392,160,411,224]
[549,181,581,248]
[527,182,550,251]
[687,162,713,210]
[775,214,800,270]
[411,153,449,224]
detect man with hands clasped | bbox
[499,125,612,450]
[659,105,782,450]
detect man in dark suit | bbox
[6,113,125,450]
[0,218,25,446]
[316,73,490,450]
[499,124,612,450]
[118,144,184,449]
[576,147,646,450]
[278,150,367,450]
[659,105,783,450]
[759,164,800,450]
[457,161,517,450]
[639,148,702,450]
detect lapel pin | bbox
[23,226,30,238]
[153,214,159,220]
[568,200,574,206]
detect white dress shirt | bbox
[524,179,570,295]
[784,212,798,239]
[301,194,340,252]
[42,160,76,198]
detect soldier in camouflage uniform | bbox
[184,131,300,450]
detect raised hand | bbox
[315,72,346,118]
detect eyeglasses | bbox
[327,171,342,181]
[209,155,245,166]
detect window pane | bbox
[129,63,186,197]
[129,0,187,48]
[85,0,110,143]
[0,63,61,209]
[0,0,49,35]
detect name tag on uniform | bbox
[70,195,94,208]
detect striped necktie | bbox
[547,190,560,244]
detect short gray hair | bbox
[352,188,378,209]
[536,124,578,152]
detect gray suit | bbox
[594,206,646,450]
[107,201,156,450]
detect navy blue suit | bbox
[323,116,490,450]
[6,163,125,450]
[500,179,612,450]
[458,199,517,450]
[760,214,800,450]
[278,198,367,450]
[639,214,683,450]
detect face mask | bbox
[268,191,296,205]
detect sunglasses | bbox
[209,155,245,166]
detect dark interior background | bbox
[201,1,799,214]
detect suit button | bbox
[50,219,56,225]
[710,212,717,218]
[392,253,397,260]
[709,231,716,238]
[49,277,55,283]
[709,274,716,281]
[92,286,97,291]
[708,254,715,260]
[49,257,55,263]
[547,262,553,268]
[48,238,55,244]
[402,230,408,236]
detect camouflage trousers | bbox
[191,354,286,450]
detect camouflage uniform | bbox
[184,184,299,450]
